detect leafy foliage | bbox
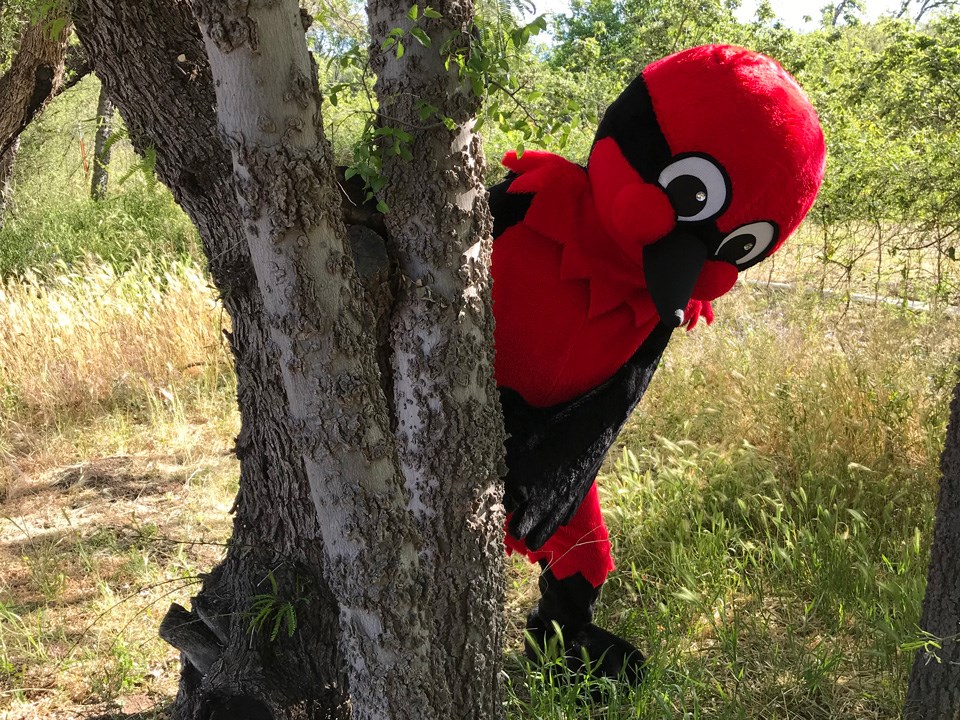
[247,572,298,642]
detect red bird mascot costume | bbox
[489,44,827,682]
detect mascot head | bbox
[587,44,827,326]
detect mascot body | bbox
[490,44,827,680]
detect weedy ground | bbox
[0,78,956,719]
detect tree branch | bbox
[0,18,70,158]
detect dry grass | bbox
[0,259,229,426]
[0,260,238,719]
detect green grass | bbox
[0,75,201,278]
[502,289,952,719]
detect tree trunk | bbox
[90,82,113,200]
[367,0,505,715]
[73,1,504,718]
[906,380,960,720]
[0,14,69,158]
[72,2,347,717]
[0,136,17,228]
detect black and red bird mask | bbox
[506,44,828,328]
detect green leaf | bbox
[270,610,284,641]
[396,40,405,58]
[417,102,438,121]
[48,17,68,40]
[376,200,390,214]
[408,4,419,20]
[411,28,432,47]
[423,6,442,18]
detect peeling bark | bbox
[72,1,347,717]
[191,1,437,717]
[906,380,960,720]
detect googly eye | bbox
[657,154,730,223]
[716,221,779,268]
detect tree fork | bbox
[74,0,505,717]
[191,2,438,716]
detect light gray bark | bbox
[90,82,114,201]
[73,2,348,717]
[906,379,960,720]
[191,2,434,717]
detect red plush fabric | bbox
[643,44,826,251]
[587,138,676,254]
[505,483,614,588]
[691,260,738,302]
[493,151,662,407]
[683,298,714,330]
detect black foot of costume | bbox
[525,568,646,686]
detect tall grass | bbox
[0,258,951,718]
[0,76,201,278]
[0,258,236,504]
[0,258,231,424]
[0,260,238,714]
[504,288,956,718]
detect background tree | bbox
[0,5,70,226]
[906,380,960,718]
[89,82,111,200]
[897,0,959,23]
[71,0,504,718]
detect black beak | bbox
[643,231,708,327]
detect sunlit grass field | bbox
[0,77,955,719]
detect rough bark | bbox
[0,136,17,228]
[368,0,506,716]
[73,0,504,718]
[90,82,113,200]
[72,1,347,717]
[0,15,69,158]
[191,1,443,717]
[906,379,960,720]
